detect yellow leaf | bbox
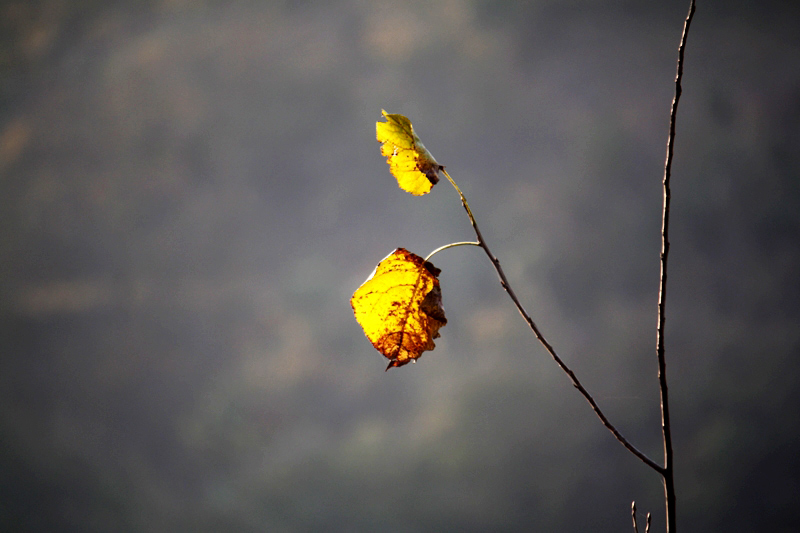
[351,248,447,369]
[376,110,442,195]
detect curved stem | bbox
[440,168,663,474]
[425,241,480,262]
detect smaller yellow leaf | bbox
[351,248,447,369]
[376,110,443,196]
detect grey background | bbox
[2,0,799,531]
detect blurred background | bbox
[2,0,799,531]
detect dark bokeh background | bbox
[2,1,799,531]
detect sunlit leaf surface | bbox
[376,110,442,195]
[351,248,447,369]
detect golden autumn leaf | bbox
[376,110,443,196]
[351,248,447,369]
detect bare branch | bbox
[441,169,663,474]
[658,1,696,532]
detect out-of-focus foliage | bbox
[1,1,799,531]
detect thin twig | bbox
[658,2,695,532]
[632,501,640,533]
[441,168,662,474]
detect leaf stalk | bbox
[425,241,480,262]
